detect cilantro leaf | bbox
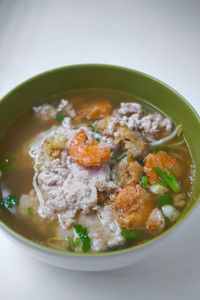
[121,230,142,240]
[74,224,91,252]
[56,113,66,120]
[0,195,19,209]
[156,194,173,209]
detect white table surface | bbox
[0,0,200,299]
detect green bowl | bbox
[0,64,200,271]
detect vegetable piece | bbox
[74,224,91,252]
[27,207,33,215]
[95,137,101,142]
[47,237,67,250]
[161,205,180,223]
[87,124,100,133]
[74,238,80,247]
[164,168,181,192]
[0,195,19,209]
[103,191,108,199]
[149,124,182,147]
[141,176,148,190]
[117,238,133,250]
[150,146,170,154]
[164,215,170,226]
[56,113,66,120]
[156,194,173,209]
[154,167,181,193]
[156,180,167,187]
[121,230,142,240]
[67,237,74,250]
[111,149,126,163]
[97,201,104,206]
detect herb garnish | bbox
[56,113,66,120]
[111,149,126,163]
[0,195,19,209]
[74,224,91,252]
[67,237,75,250]
[27,207,33,215]
[87,124,100,133]
[121,230,142,240]
[154,167,181,193]
[156,194,173,209]
[103,191,108,199]
[150,146,170,154]
[95,137,101,142]
[156,180,167,187]
[141,176,148,190]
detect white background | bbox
[0,0,200,299]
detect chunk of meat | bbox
[174,192,186,208]
[145,208,165,235]
[114,126,148,159]
[112,160,143,187]
[69,129,110,167]
[96,116,112,134]
[144,151,180,184]
[113,185,153,230]
[44,133,67,160]
[76,101,112,121]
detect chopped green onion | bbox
[47,237,67,250]
[154,167,181,193]
[150,146,170,154]
[111,149,126,163]
[121,230,142,240]
[67,237,74,250]
[156,180,167,187]
[97,201,104,206]
[156,194,173,209]
[117,238,132,250]
[95,137,101,142]
[74,224,91,252]
[56,113,66,120]
[164,168,181,192]
[103,191,108,199]
[164,215,170,226]
[0,195,19,209]
[141,176,148,190]
[27,207,33,215]
[176,124,183,137]
[74,237,80,247]
[87,124,100,133]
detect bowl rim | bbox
[0,63,200,257]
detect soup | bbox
[0,89,194,253]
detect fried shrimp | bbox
[113,185,153,230]
[76,101,112,121]
[69,129,110,167]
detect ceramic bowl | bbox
[0,64,200,271]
